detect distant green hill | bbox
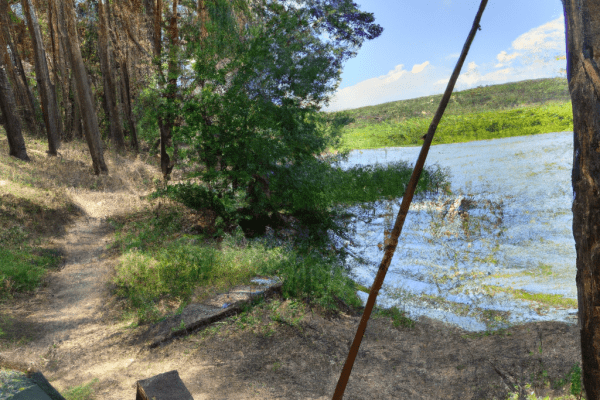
[322,77,573,150]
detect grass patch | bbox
[0,190,71,300]
[109,203,366,323]
[322,77,571,151]
[111,152,449,323]
[323,160,450,206]
[337,101,572,150]
[373,306,415,328]
[61,378,99,400]
[482,285,578,309]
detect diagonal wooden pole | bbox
[331,1,488,398]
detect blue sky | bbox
[318,0,568,113]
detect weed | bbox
[374,306,415,328]
[61,378,99,400]
[569,364,583,397]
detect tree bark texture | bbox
[563,0,600,398]
[0,65,30,161]
[152,0,175,178]
[71,73,83,140]
[49,0,73,141]
[57,0,107,174]
[22,0,61,155]
[0,19,26,120]
[98,0,125,150]
[0,0,42,138]
[121,53,139,151]
[46,1,65,139]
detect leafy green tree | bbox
[147,0,382,241]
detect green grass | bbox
[323,160,450,206]
[110,154,448,324]
[482,285,578,309]
[0,202,66,301]
[337,102,572,150]
[61,378,99,400]
[373,306,415,328]
[109,206,369,323]
[503,363,585,400]
[323,77,572,151]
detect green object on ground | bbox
[0,369,66,400]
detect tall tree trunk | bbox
[71,73,83,140]
[46,0,65,140]
[0,0,42,138]
[121,51,139,151]
[153,0,176,178]
[0,19,27,123]
[0,65,30,161]
[21,0,61,155]
[562,0,600,398]
[98,0,125,150]
[49,0,72,141]
[57,0,107,174]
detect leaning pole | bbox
[331,1,489,398]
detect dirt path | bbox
[0,210,585,400]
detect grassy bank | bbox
[108,157,447,324]
[326,77,572,150]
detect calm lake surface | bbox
[332,131,578,331]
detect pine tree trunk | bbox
[46,1,64,140]
[0,65,29,161]
[49,0,72,141]
[562,0,600,398]
[57,0,108,174]
[71,74,83,140]
[22,0,61,155]
[98,0,125,151]
[0,0,42,138]
[121,53,139,151]
[0,20,26,123]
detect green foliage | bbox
[150,182,243,228]
[374,306,415,328]
[257,242,363,310]
[111,210,182,253]
[61,378,99,400]
[0,227,62,299]
[337,100,573,150]
[110,209,364,322]
[568,364,583,396]
[140,1,366,244]
[133,84,161,152]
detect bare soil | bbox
[0,213,584,400]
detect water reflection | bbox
[332,131,578,331]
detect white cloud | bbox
[321,17,568,112]
[412,61,430,74]
[323,62,435,111]
[495,50,521,67]
[378,64,408,84]
[512,17,565,54]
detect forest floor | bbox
[0,137,585,400]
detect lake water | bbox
[331,131,578,332]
